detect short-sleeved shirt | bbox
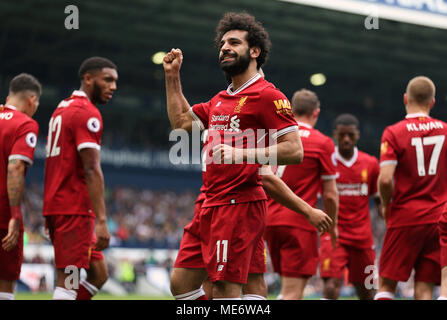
[266,122,337,230]
[43,90,103,218]
[191,73,299,207]
[0,105,39,229]
[335,148,379,249]
[380,113,447,228]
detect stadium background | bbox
[1,0,446,299]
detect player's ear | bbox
[250,46,261,59]
[429,97,435,109]
[403,93,408,105]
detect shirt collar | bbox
[336,146,358,168]
[297,121,312,129]
[227,73,262,96]
[3,104,17,110]
[72,90,89,99]
[406,112,430,119]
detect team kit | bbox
[1,12,447,301]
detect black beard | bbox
[91,81,106,105]
[220,49,251,79]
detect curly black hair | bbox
[215,12,271,69]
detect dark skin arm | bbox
[79,148,110,251]
[2,159,26,251]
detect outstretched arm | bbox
[261,166,332,233]
[163,48,197,131]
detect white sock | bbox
[213,298,242,300]
[242,294,266,300]
[374,291,394,300]
[0,292,14,300]
[437,296,447,300]
[53,287,77,300]
[320,298,333,300]
[80,280,99,296]
[174,288,206,300]
[276,294,283,300]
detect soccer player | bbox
[264,89,339,300]
[376,76,447,300]
[0,73,41,300]
[320,114,381,300]
[43,57,118,300]
[164,12,303,299]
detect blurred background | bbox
[1,0,446,299]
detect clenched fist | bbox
[163,48,183,74]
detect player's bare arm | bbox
[163,48,197,131]
[79,147,110,251]
[322,178,339,248]
[213,130,303,165]
[373,194,383,219]
[2,159,26,251]
[378,164,396,221]
[261,166,332,233]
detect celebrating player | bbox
[264,89,339,300]
[375,76,447,300]
[320,114,381,300]
[164,12,303,299]
[0,73,41,300]
[43,57,118,300]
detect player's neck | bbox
[295,116,315,128]
[339,148,355,161]
[5,97,23,113]
[406,104,430,116]
[230,65,259,91]
[79,86,94,103]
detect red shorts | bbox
[264,225,318,278]
[199,200,266,284]
[319,235,375,284]
[0,228,23,281]
[438,212,447,268]
[379,223,440,284]
[175,199,267,275]
[46,215,104,269]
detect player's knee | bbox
[323,278,340,299]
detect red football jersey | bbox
[335,148,379,249]
[266,122,337,230]
[380,113,447,228]
[0,105,39,229]
[43,91,103,217]
[192,74,299,207]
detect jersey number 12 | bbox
[46,115,62,157]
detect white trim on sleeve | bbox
[77,142,101,151]
[9,154,33,166]
[321,173,338,180]
[189,108,205,131]
[271,125,299,141]
[380,160,398,167]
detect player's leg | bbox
[413,223,441,300]
[242,237,268,300]
[76,256,108,300]
[242,274,267,300]
[212,281,243,299]
[0,228,23,300]
[322,278,342,300]
[375,226,423,300]
[440,266,447,300]
[320,235,347,300]
[438,213,447,300]
[171,207,208,300]
[170,267,208,299]
[202,277,213,299]
[281,276,309,300]
[349,246,376,300]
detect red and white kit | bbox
[0,105,39,280]
[379,113,447,283]
[191,73,298,283]
[265,122,337,278]
[320,147,379,284]
[43,91,104,269]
